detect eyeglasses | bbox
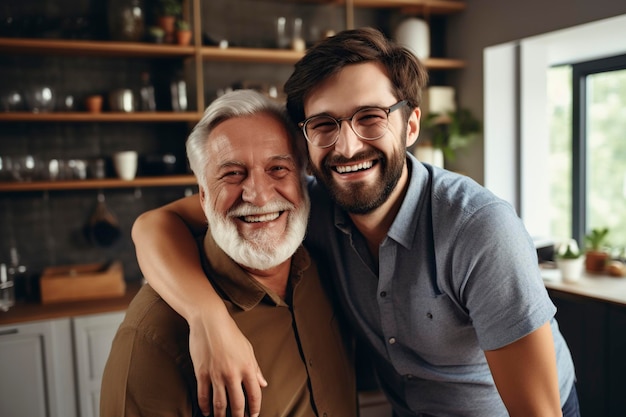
[298,100,408,148]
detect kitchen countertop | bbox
[541,265,626,306]
[0,281,142,326]
[2,270,625,326]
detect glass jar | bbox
[108,0,145,42]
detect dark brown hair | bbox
[284,27,429,124]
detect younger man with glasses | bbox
[132,28,579,417]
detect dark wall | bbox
[0,1,394,286]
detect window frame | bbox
[484,14,626,242]
[570,54,626,244]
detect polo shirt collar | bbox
[202,231,310,311]
[333,152,429,249]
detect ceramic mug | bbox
[112,151,138,180]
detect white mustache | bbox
[227,200,295,219]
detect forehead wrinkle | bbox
[271,154,297,166]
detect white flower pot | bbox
[556,257,585,283]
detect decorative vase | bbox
[394,18,430,60]
[176,30,192,46]
[107,0,145,42]
[557,257,585,283]
[158,16,176,43]
[585,250,609,273]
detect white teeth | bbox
[335,160,374,174]
[242,212,281,223]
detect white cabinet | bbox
[0,310,125,417]
[72,311,126,417]
[0,318,77,417]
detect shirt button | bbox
[309,359,313,366]
[406,374,414,380]
[380,291,387,297]
[388,337,396,344]
[426,312,433,319]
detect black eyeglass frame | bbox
[298,100,408,148]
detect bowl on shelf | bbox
[25,86,55,113]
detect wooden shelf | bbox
[0,175,198,192]
[424,57,465,70]
[201,46,305,64]
[276,0,465,14]
[0,111,202,123]
[352,0,466,14]
[0,37,195,58]
[0,37,464,72]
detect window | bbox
[484,13,626,253]
[548,55,626,249]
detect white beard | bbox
[204,194,310,270]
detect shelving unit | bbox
[0,111,201,123]
[0,175,197,192]
[0,0,466,193]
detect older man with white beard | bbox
[100,90,357,417]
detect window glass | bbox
[547,65,572,242]
[548,63,626,251]
[586,68,626,249]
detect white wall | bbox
[484,14,626,237]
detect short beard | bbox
[204,194,310,270]
[310,148,404,215]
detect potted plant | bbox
[147,26,165,44]
[556,239,584,283]
[175,20,192,45]
[154,0,182,42]
[584,227,610,273]
[417,108,482,167]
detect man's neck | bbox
[348,164,410,261]
[242,260,292,299]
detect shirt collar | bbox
[333,152,430,249]
[201,231,311,310]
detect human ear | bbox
[405,107,421,148]
[199,187,206,206]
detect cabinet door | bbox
[0,318,76,417]
[72,311,125,417]
[608,305,626,417]
[549,290,609,416]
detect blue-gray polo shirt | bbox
[305,153,575,416]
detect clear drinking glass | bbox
[0,264,15,312]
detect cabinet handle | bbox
[0,328,18,336]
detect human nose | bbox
[241,171,272,206]
[333,119,365,158]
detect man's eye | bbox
[309,117,336,132]
[270,166,290,176]
[221,171,244,181]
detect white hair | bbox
[186,89,307,183]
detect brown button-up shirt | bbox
[100,232,356,417]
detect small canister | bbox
[0,263,15,312]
